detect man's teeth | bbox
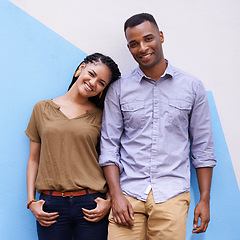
[141,54,151,59]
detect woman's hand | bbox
[82,196,111,222]
[29,200,59,227]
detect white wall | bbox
[10,0,240,187]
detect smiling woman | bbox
[74,63,111,100]
[53,62,112,119]
[68,53,121,110]
[25,53,120,240]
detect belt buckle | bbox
[62,192,67,197]
[62,192,74,198]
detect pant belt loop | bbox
[85,189,89,196]
[49,190,53,197]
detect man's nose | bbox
[139,42,148,52]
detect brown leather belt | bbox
[42,189,98,198]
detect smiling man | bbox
[99,13,216,240]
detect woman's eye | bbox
[88,71,94,76]
[99,81,105,87]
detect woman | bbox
[25,53,121,240]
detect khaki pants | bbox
[108,191,190,240]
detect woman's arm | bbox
[27,140,59,227]
[27,140,41,202]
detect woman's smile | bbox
[84,82,94,92]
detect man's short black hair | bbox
[124,13,159,32]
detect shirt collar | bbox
[136,59,174,83]
[48,99,61,109]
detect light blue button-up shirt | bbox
[99,61,216,203]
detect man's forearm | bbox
[192,167,213,233]
[196,167,213,201]
[103,165,122,197]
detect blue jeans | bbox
[37,190,108,240]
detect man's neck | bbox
[140,59,167,81]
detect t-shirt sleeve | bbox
[25,103,41,143]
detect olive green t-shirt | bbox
[25,100,107,193]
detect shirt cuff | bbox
[99,155,124,174]
[191,155,217,168]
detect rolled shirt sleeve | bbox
[99,80,124,173]
[189,79,216,168]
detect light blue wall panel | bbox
[186,92,240,240]
[0,1,86,239]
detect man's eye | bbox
[89,71,94,76]
[130,43,137,48]
[146,37,153,41]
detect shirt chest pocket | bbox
[121,101,146,129]
[167,99,192,128]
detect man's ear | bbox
[159,31,164,44]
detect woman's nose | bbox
[89,78,97,87]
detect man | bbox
[99,13,216,240]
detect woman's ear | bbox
[74,69,81,77]
[74,63,86,77]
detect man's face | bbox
[125,21,164,70]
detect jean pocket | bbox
[89,192,106,202]
[39,193,51,211]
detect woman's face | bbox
[75,62,112,98]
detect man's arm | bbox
[189,80,216,233]
[103,165,134,228]
[99,81,134,228]
[192,167,213,233]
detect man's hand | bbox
[103,165,134,228]
[192,199,210,233]
[111,193,134,228]
[193,167,213,233]
[29,200,59,227]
